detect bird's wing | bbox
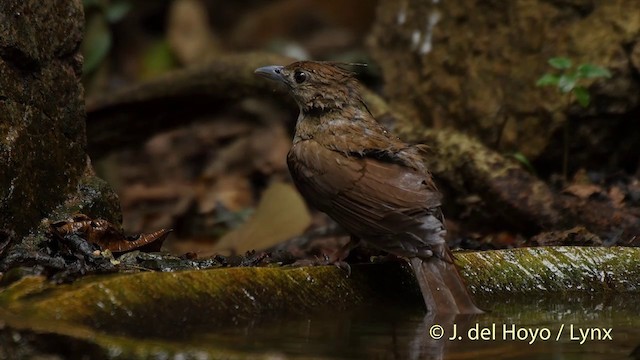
[288,139,442,246]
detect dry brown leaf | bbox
[230,0,375,49]
[207,182,311,256]
[120,183,186,207]
[120,183,192,232]
[562,183,602,200]
[249,123,291,175]
[197,175,253,214]
[50,215,172,253]
[608,186,626,208]
[530,227,603,246]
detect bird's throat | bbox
[301,105,334,118]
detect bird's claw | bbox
[332,260,352,277]
[292,255,352,276]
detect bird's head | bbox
[255,61,364,114]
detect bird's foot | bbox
[324,255,352,276]
[292,255,352,276]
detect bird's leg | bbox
[332,235,360,261]
[430,243,454,264]
[325,236,360,275]
[291,235,358,271]
[293,236,361,274]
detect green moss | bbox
[456,247,640,296]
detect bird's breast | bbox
[287,140,364,211]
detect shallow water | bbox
[173,294,639,359]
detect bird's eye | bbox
[294,70,307,84]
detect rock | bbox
[368,0,640,171]
[0,1,120,257]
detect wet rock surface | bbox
[0,1,120,265]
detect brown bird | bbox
[255,61,482,314]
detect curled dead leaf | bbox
[50,215,172,253]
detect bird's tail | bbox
[410,247,483,314]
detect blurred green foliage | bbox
[508,152,537,175]
[536,57,611,107]
[82,0,132,75]
[536,57,611,180]
[139,40,177,80]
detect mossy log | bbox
[458,246,640,295]
[0,247,639,358]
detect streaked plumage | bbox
[255,61,481,314]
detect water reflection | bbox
[180,294,639,359]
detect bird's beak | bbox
[254,65,285,82]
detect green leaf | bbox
[105,1,131,23]
[536,74,560,87]
[558,73,578,93]
[82,16,112,75]
[509,152,536,174]
[573,86,590,107]
[548,57,572,70]
[577,64,612,79]
[139,40,177,79]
